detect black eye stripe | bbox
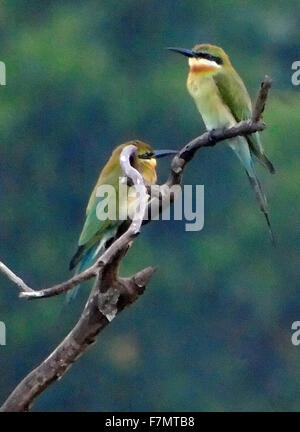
[139,151,154,159]
[195,52,223,65]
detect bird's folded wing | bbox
[213,71,274,173]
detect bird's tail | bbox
[66,226,119,303]
[66,244,99,303]
[247,132,275,175]
[229,137,275,245]
[245,170,275,245]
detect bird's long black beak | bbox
[166,47,196,58]
[154,149,178,159]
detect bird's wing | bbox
[78,196,112,247]
[248,132,275,174]
[69,157,125,271]
[69,176,120,271]
[213,68,252,122]
[213,70,275,173]
[78,165,122,247]
[69,196,114,270]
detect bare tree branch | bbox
[0,146,149,301]
[0,77,271,411]
[147,75,271,212]
[0,262,34,293]
[0,77,271,301]
[0,145,154,412]
[252,75,272,122]
[168,76,271,186]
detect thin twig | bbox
[252,75,272,122]
[0,262,34,293]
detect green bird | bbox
[168,44,275,242]
[69,140,176,299]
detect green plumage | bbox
[69,162,122,270]
[213,68,275,174]
[69,140,158,273]
[171,43,275,242]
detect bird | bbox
[68,140,177,300]
[167,44,275,242]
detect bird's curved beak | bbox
[154,149,178,159]
[166,47,196,58]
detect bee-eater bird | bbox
[168,44,275,242]
[69,140,177,286]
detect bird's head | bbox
[114,140,177,185]
[168,43,230,77]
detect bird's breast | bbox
[187,73,235,130]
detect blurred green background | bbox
[0,0,300,412]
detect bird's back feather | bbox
[213,69,275,174]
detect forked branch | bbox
[0,145,155,412]
[0,77,271,411]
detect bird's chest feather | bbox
[187,73,235,130]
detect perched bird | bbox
[168,44,275,242]
[68,140,176,299]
